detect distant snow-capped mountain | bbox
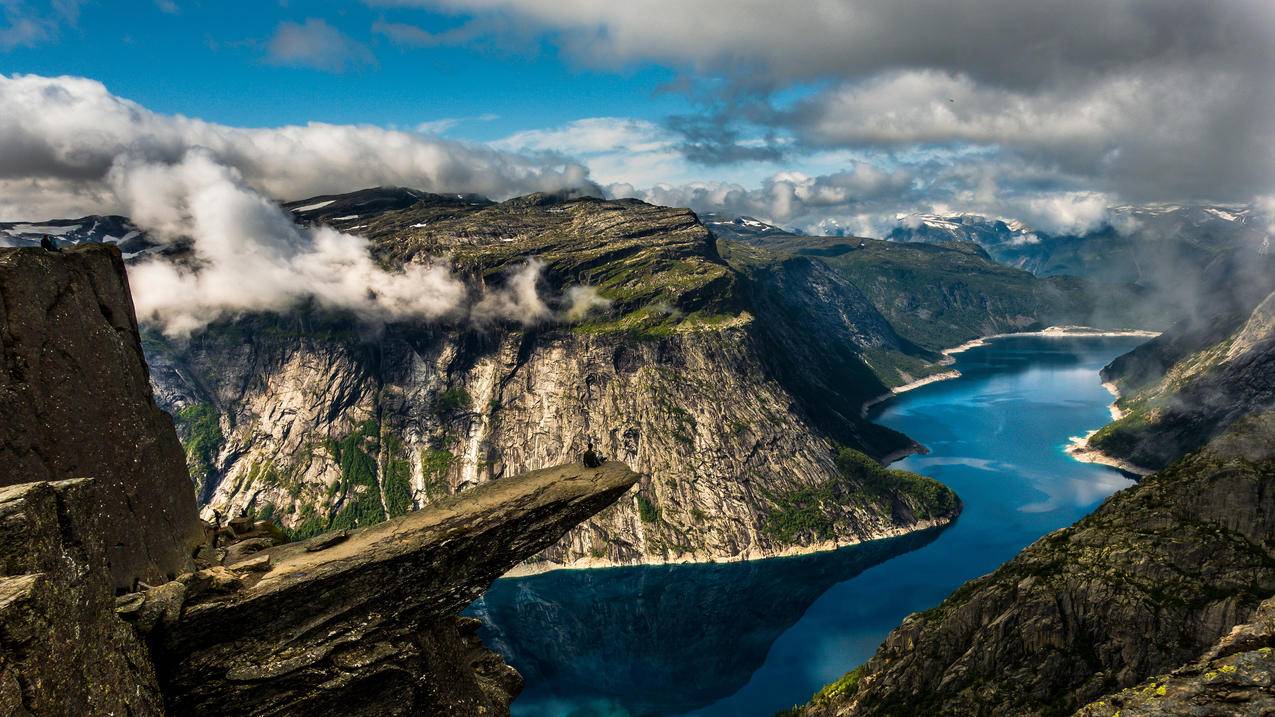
[699,213,798,242]
[0,215,157,258]
[888,204,1270,283]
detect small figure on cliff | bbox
[210,510,224,548]
[582,441,604,468]
[40,234,61,252]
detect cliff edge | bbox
[0,245,640,716]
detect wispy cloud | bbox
[266,18,376,73]
[0,0,84,50]
[415,113,499,135]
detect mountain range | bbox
[21,189,1264,575]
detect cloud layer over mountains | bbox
[114,150,470,335]
[0,73,599,221]
[0,74,616,335]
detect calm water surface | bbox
[470,335,1147,717]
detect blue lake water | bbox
[470,335,1148,717]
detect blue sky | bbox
[1,0,1272,234]
[3,1,685,137]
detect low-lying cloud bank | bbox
[116,151,468,335]
[608,171,1133,238]
[116,151,610,336]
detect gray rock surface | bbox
[1074,596,1275,717]
[151,461,639,716]
[0,245,203,589]
[0,479,164,715]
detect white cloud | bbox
[415,113,499,135]
[493,117,689,187]
[114,150,468,336]
[563,285,612,320]
[107,150,604,336]
[0,0,84,49]
[0,73,600,221]
[471,259,551,326]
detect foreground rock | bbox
[795,414,1275,717]
[1075,596,1275,717]
[0,479,164,715]
[142,461,639,716]
[0,246,203,589]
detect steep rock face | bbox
[796,415,1275,717]
[0,478,164,715]
[0,246,202,590]
[724,243,944,392]
[1091,290,1275,470]
[153,317,950,569]
[149,462,640,716]
[1075,596,1275,717]
[146,193,957,569]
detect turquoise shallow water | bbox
[470,335,1148,717]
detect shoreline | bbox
[1065,430,1154,476]
[861,326,1158,416]
[1064,375,1153,477]
[1102,381,1125,420]
[501,513,956,579]
[940,325,1159,362]
[860,370,961,415]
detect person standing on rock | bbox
[582,441,604,468]
[40,234,61,252]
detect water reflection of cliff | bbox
[469,528,946,717]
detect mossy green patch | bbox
[637,494,662,523]
[175,403,224,488]
[761,448,959,545]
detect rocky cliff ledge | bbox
[143,461,638,716]
[0,245,639,715]
[1075,595,1275,717]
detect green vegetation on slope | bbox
[326,418,388,531]
[382,433,415,518]
[1090,292,1275,469]
[762,448,959,546]
[174,403,223,491]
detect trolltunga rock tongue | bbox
[155,461,639,716]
